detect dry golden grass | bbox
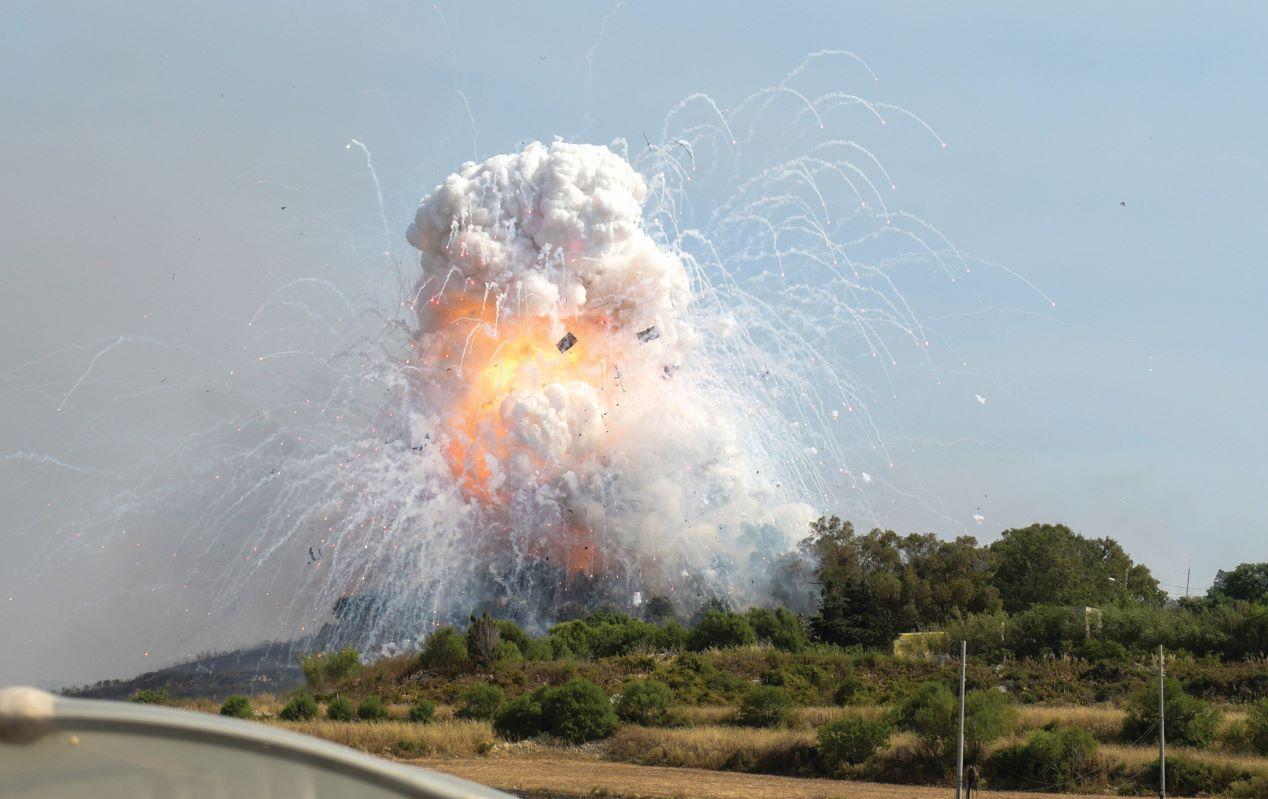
[272,719,494,758]
[678,704,883,729]
[1100,743,1268,774]
[420,755,1122,799]
[607,724,815,770]
[1016,705,1124,740]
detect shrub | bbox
[128,688,169,705]
[1145,755,1252,796]
[1246,697,1268,755]
[737,686,791,728]
[746,607,808,652]
[407,698,436,723]
[278,693,318,721]
[1228,774,1268,798]
[356,694,389,722]
[219,695,254,719]
[817,715,891,768]
[300,648,362,688]
[688,610,757,651]
[523,638,554,661]
[895,681,958,757]
[418,626,469,671]
[1122,677,1219,748]
[539,679,618,743]
[495,619,530,654]
[497,640,524,663]
[615,679,675,726]
[761,663,830,705]
[494,690,546,741]
[456,683,505,721]
[962,689,1018,762]
[832,673,867,705]
[326,695,354,721]
[988,728,1099,790]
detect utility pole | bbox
[956,640,967,799]
[1159,644,1167,799]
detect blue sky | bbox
[2,2,1266,682]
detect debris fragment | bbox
[636,325,660,343]
[556,331,577,353]
[662,365,678,380]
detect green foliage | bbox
[643,595,678,624]
[539,679,618,743]
[989,523,1163,612]
[407,698,436,723]
[817,715,891,768]
[1122,676,1219,748]
[549,611,667,658]
[1144,756,1254,796]
[494,619,531,654]
[278,693,318,721]
[805,516,1002,647]
[128,688,169,705]
[493,689,546,741]
[1245,697,1268,755]
[522,638,555,661]
[326,695,354,721]
[988,728,1100,790]
[1211,563,1268,604]
[895,681,958,756]
[455,683,506,721]
[615,679,675,726]
[746,607,808,652]
[418,626,469,671]
[962,689,1018,761]
[356,694,389,722]
[300,648,362,688]
[497,640,524,663]
[832,672,869,705]
[760,663,830,705]
[218,695,253,719]
[687,610,757,651]
[737,686,792,728]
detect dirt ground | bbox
[415,755,1122,799]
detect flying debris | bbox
[974,393,987,405]
[972,514,985,525]
[662,364,678,380]
[307,547,321,564]
[1120,201,1126,207]
[556,331,577,353]
[861,472,873,483]
[636,325,660,343]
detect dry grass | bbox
[1016,705,1124,740]
[272,719,494,758]
[607,724,815,770]
[1100,742,1268,774]
[419,755,1122,799]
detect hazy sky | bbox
[3,1,1266,686]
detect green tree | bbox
[300,648,362,688]
[356,695,388,722]
[687,610,757,650]
[418,626,469,671]
[745,607,808,652]
[989,523,1163,612]
[539,680,618,743]
[817,715,891,768]
[494,690,546,741]
[614,679,675,726]
[455,683,505,721]
[326,695,354,721]
[1122,677,1219,748]
[1240,697,1268,755]
[408,698,437,723]
[1210,563,1268,604]
[128,689,169,705]
[737,686,792,728]
[219,695,253,719]
[278,693,319,721]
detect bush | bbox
[357,694,389,722]
[407,698,436,723]
[963,689,1018,762]
[278,693,318,721]
[895,681,958,757]
[688,610,757,651]
[817,715,891,768]
[523,638,554,661]
[494,690,546,741]
[418,626,469,671]
[1246,697,1268,755]
[746,607,808,652]
[326,695,354,721]
[456,683,506,721]
[128,689,169,705]
[219,695,254,719]
[300,648,362,688]
[988,728,1099,790]
[615,679,676,726]
[539,679,618,743]
[1122,677,1219,748]
[497,640,524,663]
[737,686,792,728]
[832,673,868,705]
[1144,755,1252,796]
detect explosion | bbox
[402,142,811,609]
